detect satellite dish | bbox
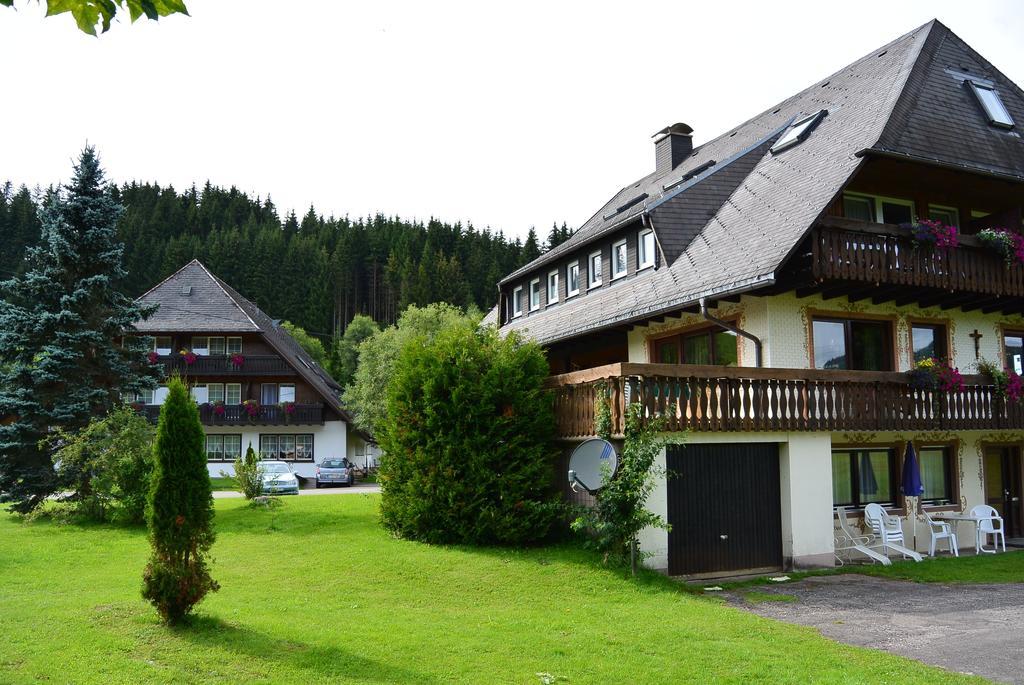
[568,438,618,493]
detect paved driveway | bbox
[732,574,1024,684]
[213,483,381,499]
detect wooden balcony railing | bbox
[156,354,296,376]
[142,403,323,426]
[811,217,1024,297]
[545,363,1024,439]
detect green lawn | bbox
[209,476,236,491]
[0,496,987,684]
[839,549,1024,584]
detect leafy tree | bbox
[0,0,189,35]
[379,324,561,545]
[0,147,159,513]
[142,376,218,624]
[332,314,379,388]
[46,405,155,523]
[342,303,476,436]
[571,402,675,574]
[280,320,329,369]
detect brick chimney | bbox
[653,123,693,174]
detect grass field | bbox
[839,548,1024,584]
[209,476,236,491]
[0,496,988,684]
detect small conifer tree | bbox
[142,376,218,624]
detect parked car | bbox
[316,458,355,488]
[260,460,300,495]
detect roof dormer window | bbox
[770,110,828,154]
[968,80,1014,129]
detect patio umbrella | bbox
[901,441,925,550]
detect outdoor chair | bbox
[833,506,890,566]
[922,509,959,557]
[969,505,1006,553]
[864,503,904,545]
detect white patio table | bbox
[930,513,990,554]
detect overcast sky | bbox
[3,0,1023,240]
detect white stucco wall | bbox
[206,419,348,479]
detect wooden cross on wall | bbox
[970,329,983,359]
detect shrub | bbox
[142,376,218,624]
[379,324,561,545]
[977,228,1024,267]
[227,442,264,500]
[47,405,155,524]
[572,404,674,573]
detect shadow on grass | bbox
[178,615,437,684]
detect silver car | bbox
[260,461,300,495]
[316,458,355,488]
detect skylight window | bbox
[770,110,827,154]
[968,81,1014,129]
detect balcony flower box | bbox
[907,219,958,250]
[907,358,963,392]
[179,348,197,366]
[977,228,1024,268]
[147,351,159,365]
[242,399,259,421]
[230,354,245,369]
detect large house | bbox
[490,20,1024,576]
[129,260,375,478]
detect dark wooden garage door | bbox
[666,443,782,576]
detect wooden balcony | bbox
[546,363,1024,439]
[156,354,296,376]
[142,403,323,426]
[802,217,1024,309]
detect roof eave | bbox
[857,147,1024,184]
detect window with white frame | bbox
[567,261,580,297]
[547,270,559,304]
[770,110,827,153]
[208,337,226,356]
[260,434,314,461]
[529,278,541,311]
[279,384,296,403]
[152,336,172,355]
[192,385,209,404]
[638,229,655,270]
[226,336,242,355]
[968,80,1015,129]
[205,383,241,405]
[153,386,169,405]
[928,205,959,228]
[191,336,210,356]
[588,251,602,288]
[512,285,523,318]
[205,434,241,462]
[842,193,914,225]
[612,239,627,279]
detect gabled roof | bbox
[500,20,1023,345]
[136,260,359,428]
[872,21,1024,180]
[135,260,261,333]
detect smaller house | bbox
[129,260,375,478]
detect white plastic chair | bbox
[864,503,904,545]
[969,505,1006,553]
[834,506,891,566]
[922,509,959,557]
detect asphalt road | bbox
[213,483,381,499]
[731,572,1024,684]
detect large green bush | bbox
[379,324,560,545]
[47,405,155,524]
[142,376,218,624]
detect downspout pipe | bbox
[700,297,763,368]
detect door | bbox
[666,443,782,576]
[984,446,1023,538]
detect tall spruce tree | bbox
[0,147,158,513]
[142,376,218,624]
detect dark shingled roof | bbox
[135,260,360,429]
[499,20,1024,345]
